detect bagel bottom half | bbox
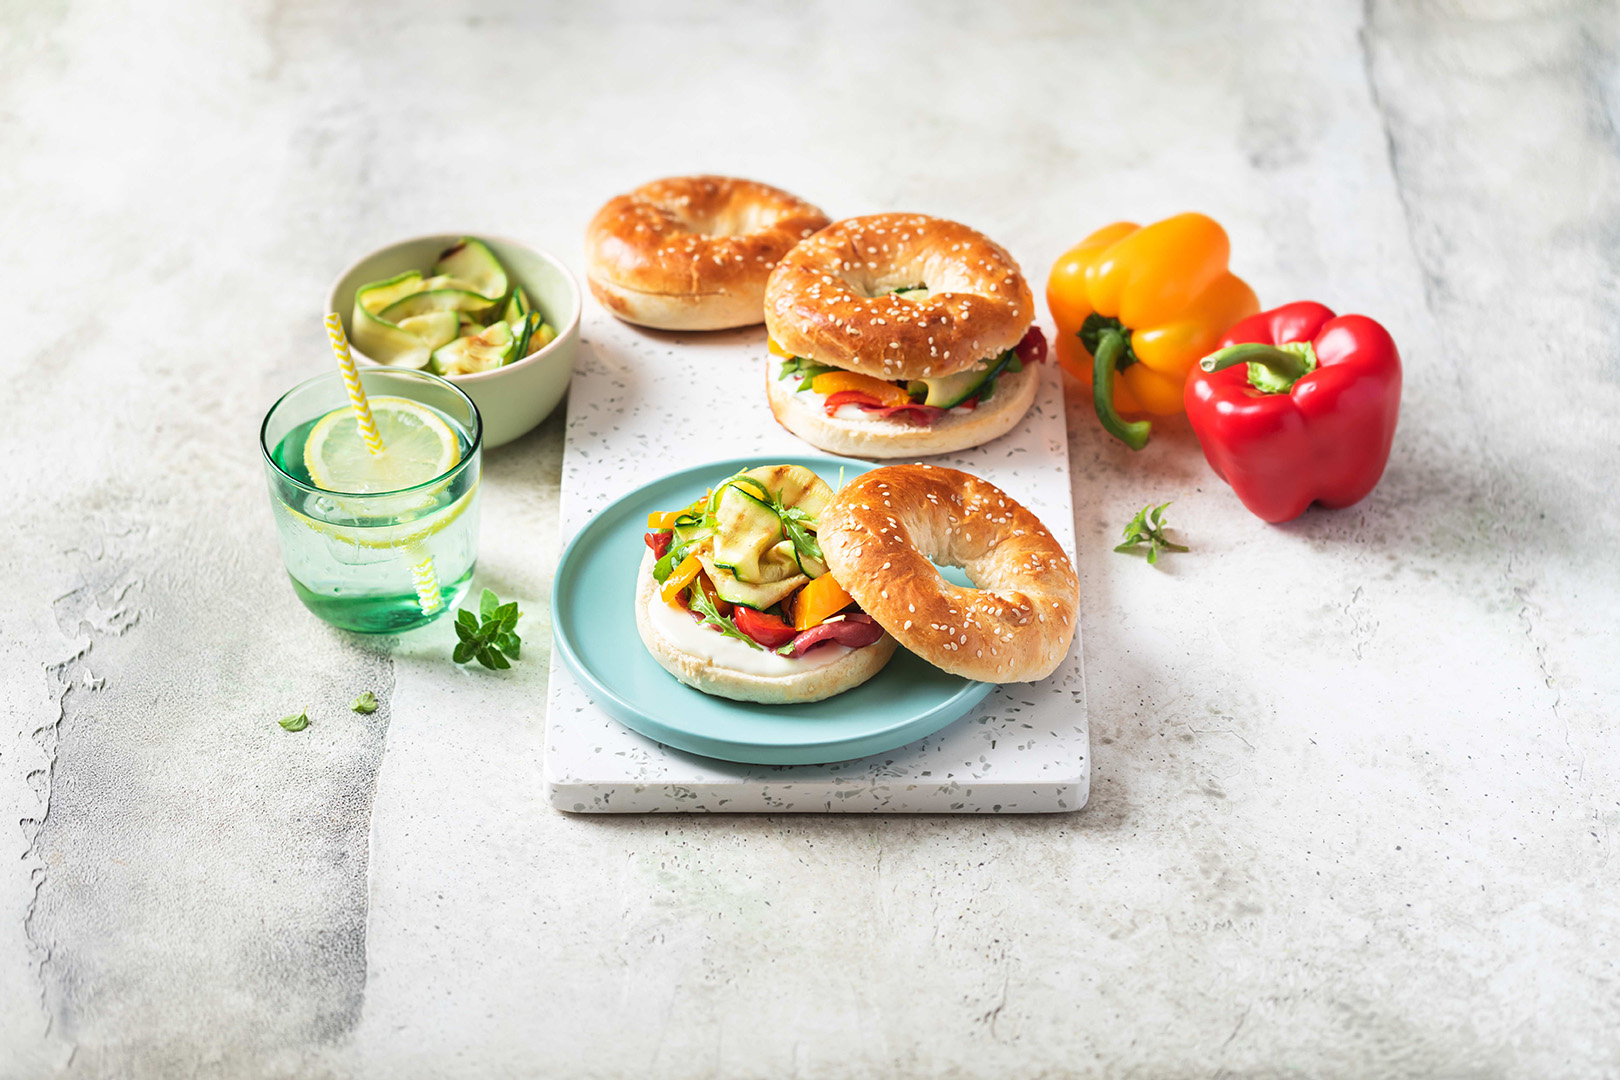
[766,360,1038,458]
[634,552,897,704]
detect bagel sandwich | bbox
[764,214,1047,458]
[636,460,1079,704]
[638,463,896,704]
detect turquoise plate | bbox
[551,455,993,765]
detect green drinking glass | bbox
[260,368,482,633]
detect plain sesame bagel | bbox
[819,465,1078,683]
[766,357,1038,459]
[764,213,1035,381]
[586,175,830,331]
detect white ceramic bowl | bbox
[326,234,580,449]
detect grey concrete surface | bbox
[2,1,1616,1077]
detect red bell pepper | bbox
[732,605,798,648]
[1184,302,1401,523]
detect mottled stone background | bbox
[2,1,1616,1077]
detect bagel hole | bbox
[679,202,783,238]
[852,279,930,300]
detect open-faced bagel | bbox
[634,552,897,703]
[766,359,1038,459]
[764,213,1035,381]
[819,464,1078,683]
[586,176,830,331]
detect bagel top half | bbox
[764,213,1035,381]
[586,175,830,330]
[819,464,1078,684]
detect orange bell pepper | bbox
[810,370,912,408]
[1047,213,1259,449]
[790,573,854,631]
[660,553,703,605]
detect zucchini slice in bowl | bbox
[429,321,515,376]
[433,238,508,303]
[381,288,500,322]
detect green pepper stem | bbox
[1200,341,1318,394]
[1092,329,1152,451]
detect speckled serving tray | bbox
[543,315,1089,813]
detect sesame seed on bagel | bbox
[586,175,830,331]
[819,464,1078,683]
[764,213,1035,381]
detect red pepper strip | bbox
[958,396,978,411]
[1184,301,1402,523]
[732,605,798,648]
[822,388,946,420]
[645,530,672,559]
[1014,325,1048,365]
[822,389,886,415]
[779,612,884,657]
[822,389,945,426]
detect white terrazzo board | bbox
[543,314,1087,813]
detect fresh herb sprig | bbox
[454,588,522,669]
[654,535,703,583]
[351,691,378,714]
[686,584,761,650]
[278,711,310,732]
[777,355,835,391]
[1114,502,1189,565]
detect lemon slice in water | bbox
[304,396,460,493]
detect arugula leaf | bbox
[351,692,378,714]
[655,536,703,583]
[278,711,310,732]
[454,589,524,668]
[794,362,835,390]
[686,584,762,650]
[779,507,823,563]
[1114,502,1189,565]
[776,354,836,390]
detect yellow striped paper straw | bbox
[324,312,384,456]
[410,553,443,614]
[324,312,442,616]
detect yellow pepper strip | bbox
[1047,213,1258,449]
[767,337,794,359]
[647,511,682,529]
[660,553,703,605]
[810,370,913,408]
